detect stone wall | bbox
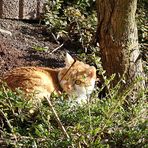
[0,0,46,20]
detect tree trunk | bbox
[96,0,144,87]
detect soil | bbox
[0,19,70,76]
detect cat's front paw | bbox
[68,95,89,106]
[76,96,88,105]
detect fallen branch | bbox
[45,97,70,139]
[49,43,64,54]
[0,28,12,36]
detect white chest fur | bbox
[69,79,96,104]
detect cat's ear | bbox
[65,53,74,66]
[89,66,96,78]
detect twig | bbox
[0,109,18,144]
[44,60,77,147]
[0,135,50,142]
[51,33,60,44]
[45,97,70,139]
[51,59,76,94]
[0,28,12,36]
[49,43,64,54]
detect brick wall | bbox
[0,0,46,20]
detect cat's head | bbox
[58,53,96,104]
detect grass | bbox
[0,73,147,147]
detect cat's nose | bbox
[67,84,71,90]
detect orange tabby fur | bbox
[1,53,96,104]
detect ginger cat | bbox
[1,53,96,104]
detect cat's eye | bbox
[75,80,82,85]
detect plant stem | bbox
[45,97,70,139]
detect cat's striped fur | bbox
[2,53,96,104]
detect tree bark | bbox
[96,0,144,87]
